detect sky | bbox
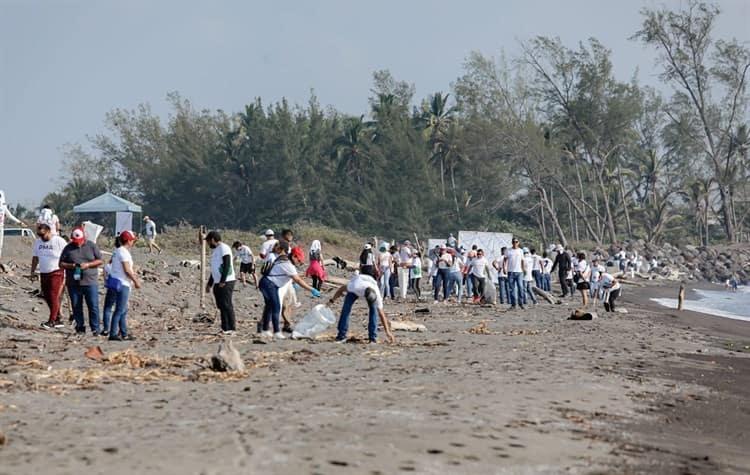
[1,0,749,208]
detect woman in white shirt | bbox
[107,230,141,341]
[258,242,319,339]
[574,252,591,306]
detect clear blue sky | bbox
[1,0,748,207]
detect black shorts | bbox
[576,281,590,290]
[240,262,255,274]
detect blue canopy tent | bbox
[73,192,143,236]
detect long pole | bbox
[200,226,207,309]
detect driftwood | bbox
[325,257,358,271]
[325,275,350,287]
[533,287,561,304]
[390,321,427,332]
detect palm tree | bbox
[419,92,456,196]
[330,116,371,185]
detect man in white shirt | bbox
[233,240,257,287]
[503,238,526,309]
[599,273,621,312]
[589,258,606,299]
[493,247,509,304]
[541,251,553,292]
[37,204,61,236]
[204,231,237,334]
[397,240,413,300]
[259,229,277,260]
[143,216,162,254]
[329,272,394,344]
[468,249,492,303]
[30,223,67,329]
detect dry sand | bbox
[1,234,749,474]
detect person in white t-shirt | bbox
[574,252,592,306]
[30,223,67,329]
[589,258,606,299]
[397,240,413,300]
[530,248,543,290]
[328,272,394,344]
[204,231,237,335]
[468,249,492,303]
[434,245,453,303]
[493,247,509,304]
[599,273,621,312]
[0,190,27,261]
[258,229,277,260]
[143,216,162,254]
[449,249,464,302]
[541,251,553,292]
[107,230,141,340]
[233,240,257,288]
[522,250,537,305]
[37,204,61,236]
[377,243,392,300]
[258,242,320,339]
[503,238,526,309]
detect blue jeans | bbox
[102,288,116,333]
[525,280,537,304]
[336,292,378,342]
[497,276,509,304]
[109,285,131,338]
[68,284,100,333]
[259,276,282,333]
[450,271,463,302]
[532,270,542,290]
[434,268,450,301]
[541,273,551,292]
[379,266,391,299]
[508,272,524,306]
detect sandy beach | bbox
[1,235,749,475]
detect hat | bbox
[290,246,305,264]
[71,226,86,244]
[403,240,411,245]
[364,244,372,250]
[143,216,150,221]
[120,230,138,242]
[264,229,274,237]
[440,244,447,249]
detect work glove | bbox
[310,288,321,298]
[293,283,300,291]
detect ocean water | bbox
[651,286,750,322]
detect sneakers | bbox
[100,331,109,337]
[259,330,273,338]
[54,321,65,328]
[40,321,54,330]
[273,332,286,340]
[473,296,480,304]
[519,304,525,309]
[334,338,347,344]
[108,335,123,341]
[221,330,234,336]
[122,335,136,341]
[509,305,516,310]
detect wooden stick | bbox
[199,226,207,309]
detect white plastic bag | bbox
[291,304,335,339]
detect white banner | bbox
[458,231,514,281]
[115,212,133,237]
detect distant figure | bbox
[143,216,162,254]
[0,190,27,261]
[550,244,572,298]
[205,231,236,335]
[108,230,141,340]
[447,233,457,249]
[359,243,377,279]
[599,273,621,312]
[306,240,326,291]
[258,229,277,260]
[398,240,414,300]
[37,204,61,236]
[233,240,257,288]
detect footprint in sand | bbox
[426,449,444,454]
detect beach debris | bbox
[179,260,200,268]
[568,310,598,320]
[84,346,105,360]
[468,320,492,334]
[211,339,245,372]
[390,321,427,332]
[533,287,561,305]
[168,271,182,279]
[0,426,7,447]
[414,308,430,314]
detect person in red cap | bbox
[107,230,141,341]
[257,241,320,339]
[59,226,104,335]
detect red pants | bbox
[41,269,65,323]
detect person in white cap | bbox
[358,243,377,279]
[143,216,162,254]
[259,229,277,260]
[397,240,413,300]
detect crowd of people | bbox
[18,198,628,345]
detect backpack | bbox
[261,255,289,277]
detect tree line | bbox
[45,1,748,246]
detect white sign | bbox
[458,231,514,281]
[115,212,133,237]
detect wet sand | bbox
[1,237,749,474]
